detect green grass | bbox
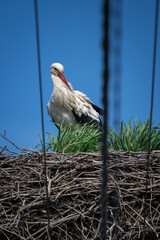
[108,117,160,151]
[37,117,160,153]
[37,122,102,153]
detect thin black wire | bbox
[142,1,159,239]
[100,0,109,239]
[34,0,51,239]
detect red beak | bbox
[58,72,72,91]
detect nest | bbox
[0,149,160,240]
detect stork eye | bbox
[54,67,58,72]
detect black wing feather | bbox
[91,103,104,115]
[72,109,102,127]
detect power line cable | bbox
[34,0,51,239]
[100,0,109,239]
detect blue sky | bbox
[0,0,160,151]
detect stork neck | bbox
[51,75,63,88]
[51,75,73,92]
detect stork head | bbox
[50,63,64,76]
[50,63,72,91]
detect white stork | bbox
[47,63,103,128]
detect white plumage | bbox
[47,63,103,127]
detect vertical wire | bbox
[100,0,109,239]
[142,0,159,239]
[34,0,51,239]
